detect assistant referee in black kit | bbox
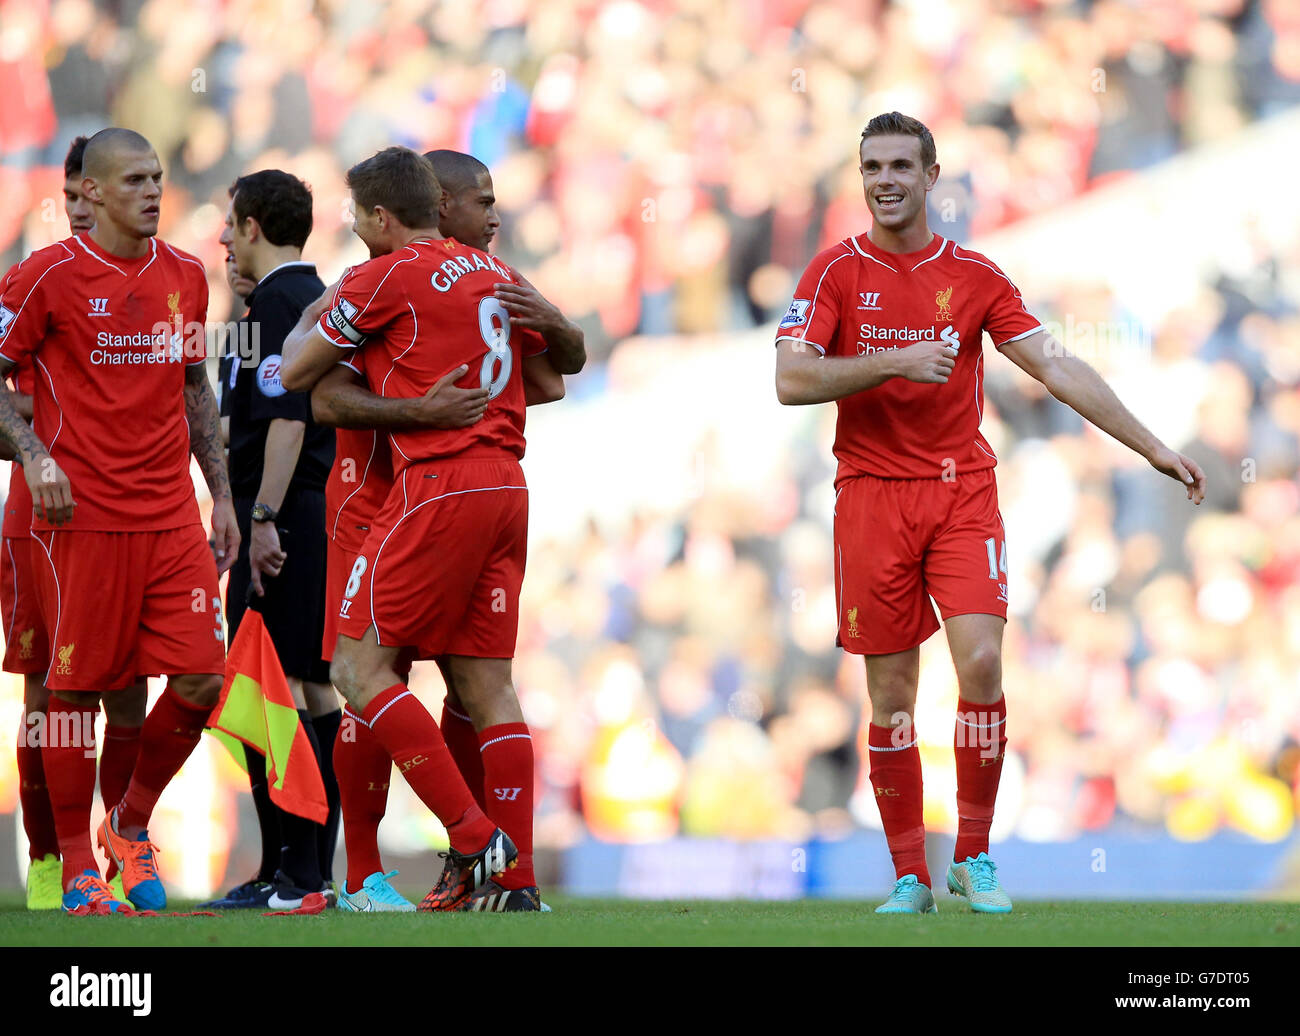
[204,169,341,910]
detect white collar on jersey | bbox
[256,259,315,284]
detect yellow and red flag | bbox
[206,610,328,824]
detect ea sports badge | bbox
[256,353,287,396]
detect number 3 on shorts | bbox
[345,555,368,599]
[478,296,513,400]
[983,537,1007,581]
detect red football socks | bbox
[479,723,535,889]
[334,706,392,889]
[868,721,929,887]
[953,695,1007,863]
[361,684,495,853]
[17,706,60,860]
[441,697,486,810]
[42,697,99,886]
[116,687,212,836]
[99,723,142,812]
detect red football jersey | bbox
[325,349,394,554]
[317,238,546,470]
[2,362,36,540]
[0,233,208,531]
[777,233,1042,484]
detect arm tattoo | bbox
[318,379,419,429]
[0,383,49,465]
[184,363,233,501]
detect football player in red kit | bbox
[0,128,238,914]
[2,135,149,909]
[282,147,581,912]
[775,113,1205,914]
[306,148,581,913]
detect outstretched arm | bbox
[184,362,240,573]
[1000,330,1206,504]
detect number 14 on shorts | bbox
[984,537,1008,603]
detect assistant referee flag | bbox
[207,610,328,823]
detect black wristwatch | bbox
[250,503,279,523]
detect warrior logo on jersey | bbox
[780,299,811,328]
[935,285,954,322]
[0,305,15,339]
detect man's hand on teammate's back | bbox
[493,278,586,375]
[209,497,240,575]
[248,520,286,595]
[1148,445,1208,505]
[418,364,489,428]
[24,455,75,526]
[891,340,958,384]
[493,281,563,335]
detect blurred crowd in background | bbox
[1,0,1298,884]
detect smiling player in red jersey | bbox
[776,113,1206,915]
[0,128,238,915]
[281,146,578,913]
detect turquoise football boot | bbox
[874,874,937,914]
[946,852,1013,913]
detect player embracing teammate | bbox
[776,113,1206,914]
[0,128,238,914]
[282,146,583,912]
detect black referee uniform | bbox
[220,260,334,674]
[217,259,339,899]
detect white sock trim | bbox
[479,732,532,752]
[367,691,412,726]
[956,713,1006,730]
[868,737,918,752]
[443,702,472,723]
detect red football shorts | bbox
[30,526,226,690]
[1,535,49,674]
[322,534,352,663]
[337,456,528,660]
[833,468,1008,655]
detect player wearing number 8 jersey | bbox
[281,147,579,912]
[302,150,578,913]
[316,224,544,659]
[776,113,1207,915]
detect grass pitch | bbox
[1,893,1296,946]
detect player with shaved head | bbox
[0,127,238,914]
[2,135,150,909]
